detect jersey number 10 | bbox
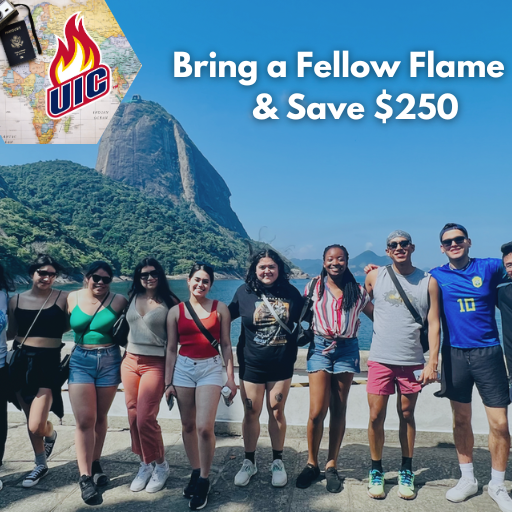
[457,298,476,312]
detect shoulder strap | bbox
[16,294,20,307]
[297,277,319,324]
[107,293,116,307]
[261,294,293,334]
[386,265,423,326]
[211,300,218,312]
[53,290,62,305]
[184,301,220,352]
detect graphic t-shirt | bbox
[498,282,512,376]
[430,258,505,349]
[229,283,303,369]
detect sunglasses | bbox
[140,271,159,280]
[36,269,57,278]
[441,236,466,247]
[387,240,411,250]
[91,274,112,284]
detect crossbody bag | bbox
[294,277,320,347]
[386,265,429,353]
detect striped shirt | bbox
[304,278,370,339]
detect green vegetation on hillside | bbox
[0,161,253,276]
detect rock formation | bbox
[96,97,248,238]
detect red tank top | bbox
[177,300,221,358]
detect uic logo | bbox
[46,13,111,120]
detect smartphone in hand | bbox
[167,394,174,411]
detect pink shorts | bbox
[367,361,423,396]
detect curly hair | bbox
[318,244,361,311]
[245,249,292,296]
[128,257,180,308]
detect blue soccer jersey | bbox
[430,258,505,349]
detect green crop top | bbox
[70,294,119,345]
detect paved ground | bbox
[0,416,508,512]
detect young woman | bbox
[122,258,179,493]
[7,255,68,488]
[67,261,127,504]
[0,264,15,491]
[229,249,303,488]
[165,263,236,510]
[295,244,373,492]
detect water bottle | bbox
[221,386,233,407]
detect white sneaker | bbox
[146,462,170,493]
[234,459,257,487]
[446,477,479,502]
[488,482,512,512]
[130,462,153,492]
[271,459,287,487]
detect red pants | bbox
[121,352,165,463]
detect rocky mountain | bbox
[96,97,248,238]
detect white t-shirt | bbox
[0,290,8,368]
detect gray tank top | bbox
[369,266,430,366]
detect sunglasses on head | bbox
[387,240,411,250]
[91,274,112,284]
[36,269,57,278]
[441,236,466,247]
[140,271,159,280]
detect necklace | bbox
[449,257,472,271]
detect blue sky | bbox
[1,0,511,268]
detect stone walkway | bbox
[0,417,507,511]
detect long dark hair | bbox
[129,257,179,308]
[188,263,215,285]
[84,260,113,279]
[245,249,291,296]
[318,244,361,311]
[0,264,14,293]
[28,254,63,276]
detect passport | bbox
[0,21,36,67]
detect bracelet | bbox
[164,383,173,390]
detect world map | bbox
[0,0,141,144]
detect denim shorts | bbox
[68,344,122,387]
[173,354,223,388]
[307,336,360,374]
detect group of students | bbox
[0,222,511,511]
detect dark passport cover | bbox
[0,21,36,67]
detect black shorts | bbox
[237,344,294,384]
[435,345,510,407]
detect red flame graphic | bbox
[48,13,101,87]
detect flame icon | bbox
[48,13,101,87]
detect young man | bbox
[431,223,511,512]
[365,230,440,500]
[498,241,512,396]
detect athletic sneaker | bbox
[397,469,416,500]
[271,459,287,487]
[130,462,153,492]
[234,459,257,486]
[446,477,478,502]
[79,475,98,503]
[146,461,170,493]
[44,431,57,459]
[296,464,320,489]
[367,469,385,499]
[22,464,48,488]
[189,476,210,510]
[184,469,201,498]
[92,459,109,487]
[488,481,512,512]
[325,467,342,493]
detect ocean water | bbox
[45,277,502,350]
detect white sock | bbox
[460,462,475,482]
[156,460,168,469]
[491,468,506,487]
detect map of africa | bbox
[0,0,141,144]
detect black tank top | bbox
[14,290,67,338]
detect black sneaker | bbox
[44,431,57,459]
[79,475,98,503]
[183,468,201,498]
[189,477,210,510]
[92,460,109,487]
[296,464,320,489]
[325,467,342,493]
[22,464,48,488]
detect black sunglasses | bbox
[91,274,112,284]
[441,236,466,247]
[140,271,159,280]
[387,240,411,250]
[36,269,57,278]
